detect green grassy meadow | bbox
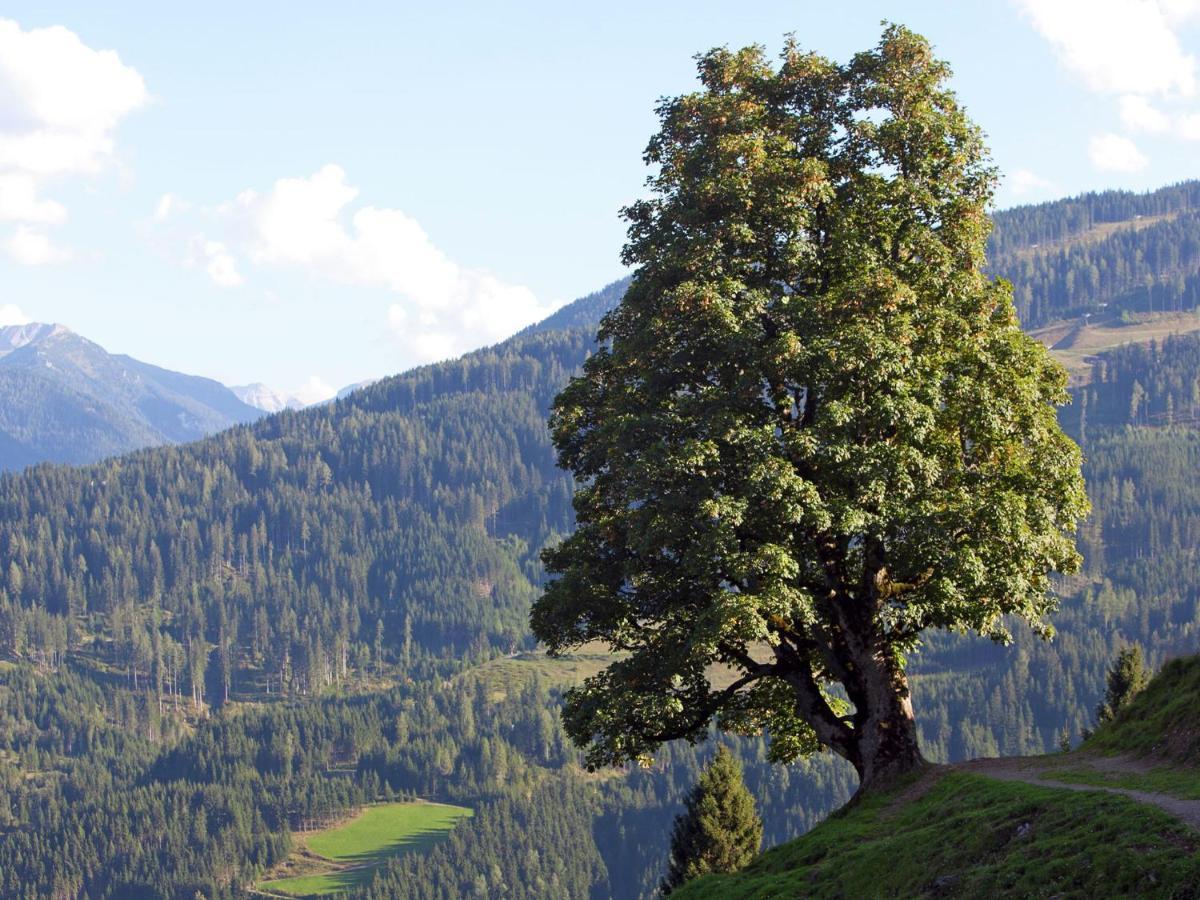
[1042,764,1200,800]
[259,801,472,897]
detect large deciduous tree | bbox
[531,26,1088,792]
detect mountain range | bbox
[0,322,264,470]
[0,324,387,471]
[230,383,305,414]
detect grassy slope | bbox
[466,643,751,703]
[259,801,472,897]
[675,772,1199,899]
[1001,211,1179,263]
[1030,655,1200,801]
[1031,310,1200,383]
[1085,655,1200,765]
[677,656,1200,899]
[304,802,472,861]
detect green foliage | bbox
[363,782,608,899]
[1061,333,1200,434]
[0,651,855,898]
[1096,644,1150,725]
[534,25,1087,789]
[661,747,762,894]
[673,772,1200,899]
[0,326,602,697]
[0,162,1199,894]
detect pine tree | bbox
[1096,645,1150,725]
[660,747,762,895]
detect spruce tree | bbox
[661,747,762,895]
[1097,644,1150,725]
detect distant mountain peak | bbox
[0,322,72,355]
[231,383,305,413]
[0,323,264,471]
[336,378,378,400]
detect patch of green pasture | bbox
[468,650,617,701]
[305,801,472,862]
[260,868,373,897]
[257,801,472,896]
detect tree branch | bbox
[639,664,777,745]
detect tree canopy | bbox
[532,25,1089,791]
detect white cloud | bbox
[291,375,336,405]
[3,225,71,264]
[0,19,146,259]
[1119,94,1173,132]
[201,239,242,288]
[189,164,555,364]
[1016,0,1199,96]
[1089,132,1150,171]
[1007,168,1055,196]
[0,20,148,175]
[1178,111,1200,138]
[1017,3,1200,164]
[0,303,30,326]
[154,193,190,222]
[0,172,67,223]
[1161,0,1200,23]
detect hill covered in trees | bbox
[988,181,1200,328]
[1,181,1200,894]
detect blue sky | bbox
[2,1,1200,398]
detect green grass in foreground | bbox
[259,801,473,896]
[674,772,1200,899]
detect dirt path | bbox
[956,755,1200,831]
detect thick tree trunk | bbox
[788,627,927,794]
[782,646,927,793]
[852,665,926,793]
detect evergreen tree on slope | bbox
[661,747,762,894]
[1097,644,1150,725]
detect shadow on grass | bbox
[262,865,379,897]
[262,804,473,897]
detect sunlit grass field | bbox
[259,801,472,897]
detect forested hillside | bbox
[0,328,594,695]
[2,183,1200,895]
[988,181,1200,327]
